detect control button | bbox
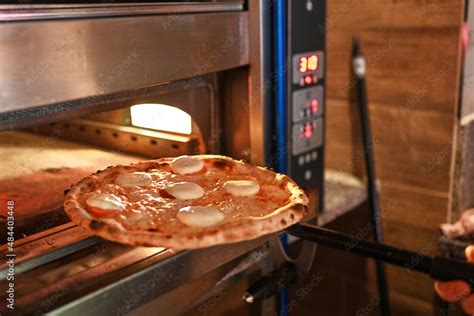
[305,153,311,163]
[304,170,312,180]
[291,118,324,156]
[291,86,324,123]
[298,156,305,166]
[311,151,318,160]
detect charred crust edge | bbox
[213,159,233,170]
[90,220,103,230]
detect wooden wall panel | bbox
[326,99,455,193]
[326,0,463,113]
[323,0,464,314]
[328,29,460,114]
[379,184,448,231]
[390,290,433,316]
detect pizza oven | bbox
[0,1,326,315]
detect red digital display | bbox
[299,54,319,73]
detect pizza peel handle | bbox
[286,223,474,288]
[431,256,474,286]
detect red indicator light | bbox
[311,99,319,113]
[304,76,313,85]
[304,123,313,138]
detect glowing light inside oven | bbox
[130,104,192,135]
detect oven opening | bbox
[0,68,247,312]
[0,101,209,241]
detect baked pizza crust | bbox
[63,155,308,249]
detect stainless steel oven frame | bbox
[0,1,277,315]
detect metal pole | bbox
[352,35,391,316]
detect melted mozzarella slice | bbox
[177,206,225,228]
[115,172,153,188]
[123,211,154,229]
[86,193,125,211]
[223,180,260,197]
[165,182,204,200]
[171,156,204,175]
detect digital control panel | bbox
[286,0,326,204]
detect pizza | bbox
[63,155,308,249]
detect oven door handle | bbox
[285,223,474,287]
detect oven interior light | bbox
[130,103,192,135]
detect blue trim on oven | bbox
[274,0,289,314]
[274,0,287,175]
